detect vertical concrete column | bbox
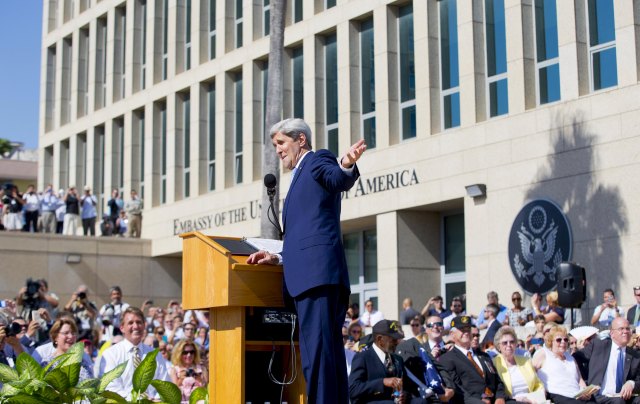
[458,0,484,125]
[68,134,78,189]
[242,61,257,183]
[53,142,62,190]
[123,110,134,195]
[223,0,235,53]
[413,0,433,137]
[144,102,158,206]
[506,0,536,113]
[614,0,640,86]
[218,71,232,189]
[85,126,96,197]
[54,40,63,130]
[175,0,186,74]
[191,0,202,66]
[191,82,205,196]
[150,0,161,85]
[557,0,587,100]
[373,5,393,149]
[70,28,80,122]
[168,0,178,79]
[336,20,354,148]
[104,119,114,194]
[346,20,361,143]
[166,93,177,203]
[376,211,400,320]
[303,35,319,148]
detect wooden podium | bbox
[180,232,305,403]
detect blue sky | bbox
[0,2,43,150]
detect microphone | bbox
[263,174,283,240]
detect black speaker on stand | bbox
[556,262,587,328]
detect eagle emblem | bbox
[513,205,563,286]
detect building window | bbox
[533,0,560,104]
[207,83,216,191]
[293,0,302,23]
[160,103,167,204]
[61,37,72,125]
[263,0,270,36]
[136,0,147,91]
[162,0,169,80]
[292,47,304,119]
[325,0,336,10]
[398,4,416,139]
[360,18,375,149]
[45,46,56,132]
[344,229,378,311]
[48,0,58,33]
[183,93,191,198]
[96,16,107,109]
[78,27,90,117]
[587,0,617,91]
[136,110,146,198]
[114,7,127,100]
[324,33,338,155]
[485,0,508,117]
[441,213,466,305]
[185,0,192,70]
[235,0,243,48]
[208,0,216,59]
[94,126,106,211]
[440,0,460,129]
[114,118,125,195]
[234,73,243,184]
[261,61,269,140]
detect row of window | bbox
[44,0,620,147]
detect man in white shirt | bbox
[591,289,625,328]
[359,299,384,328]
[98,307,170,400]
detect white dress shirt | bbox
[98,338,171,400]
[360,310,384,327]
[601,342,634,395]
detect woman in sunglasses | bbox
[170,340,208,403]
[493,326,545,403]
[532,325,594,404]
[504,291,533,326]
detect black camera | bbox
[77,292,87,300]
[185,368,196,377]
[22,278,41,310]
[2,322,23,338]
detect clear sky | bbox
[0,1,43,150]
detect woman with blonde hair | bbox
[170,339,208,403]
[532,291,565,323]
[533,325,594,404]
[493,326,545,403]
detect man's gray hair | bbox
[269,118,313,150]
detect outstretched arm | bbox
[340,139,367,169]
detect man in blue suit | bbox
[248,118,366,403]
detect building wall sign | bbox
[508,199,573,294]
[342,168,419,199]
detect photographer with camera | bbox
[0,310,25,367]
[99,286,129,330]
[64,285,98,341]
[590,288,625,328]
[63,186,80,235]
[16,278,60,320]
[169,340,208,403]
[1,183,25,231]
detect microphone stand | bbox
[267,186,283,240]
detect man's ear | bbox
[298,133,307,148]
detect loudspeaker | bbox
[557,262,587,308]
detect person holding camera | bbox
[22,184,40,232]
[1,184,25,231]
[99,286,129,330]
[80,185,97,236]
[169,340,208,403]
[40,184,61,233]
[590,288,625,328]
[16,278,59,320]
[0,311,25,367]
[63,186,80,235]
[64,285,98,341]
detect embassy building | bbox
[31,0,640,317]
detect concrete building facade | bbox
[37,0,640,320]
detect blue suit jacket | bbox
[281,149,359,298]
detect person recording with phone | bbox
[590,289,625,328]
[64,285,98,340]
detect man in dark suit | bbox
[349,320,421,403]
[574,317,640,404]
[439,316,507,404]
[626,286,640,327]
[248,118,366,403]
[481,304,502,349]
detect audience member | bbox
[55,189,65,233]
[80,185,98,236]
[408,316,423,338]
[481,304,502,348]
[345,322,363,352]
[63,186,80,235]
[400,298,420,325]
[2,184,24,231]
[360,299,384,328]
[116,210,128,236]
[504,291,532,326]
[627,286,640,327]
[591,289,625,328]
[98,307,171,400]
[492,326,545,402]
[443,297,465,331]
[64,285,98,340]
[100,214,114,236]
[35,317,93,380]
[170,340,208,403]
[125,190,143,238]
[40,185,59,233]
[421,295,450,320]
[99,286,130,329]
[107,189,124,229]
[532,325,593,404]
[574,318,640,403]
[22,184,40,232]
[532,291,565,324]
[476,291,508,330]
[439,315,507,404]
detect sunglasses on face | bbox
[471,333,480,338]
[426,322,443,328]
[500,340,516,346]
[555,337,569,343]
[182,350,196,356]
[410,323,421,328]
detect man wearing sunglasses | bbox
[626,286,640,328]
[573,317,640,404]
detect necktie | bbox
[615,347,624,393]
[634,305,640,326]
[132,346,141,368]
[467,351,493,397]
[385,353,396,377]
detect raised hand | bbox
[340,139,367,168]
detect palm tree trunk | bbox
[260,0,287,239]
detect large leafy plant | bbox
[0,342,208,404]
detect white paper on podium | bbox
[244,237,283,254]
